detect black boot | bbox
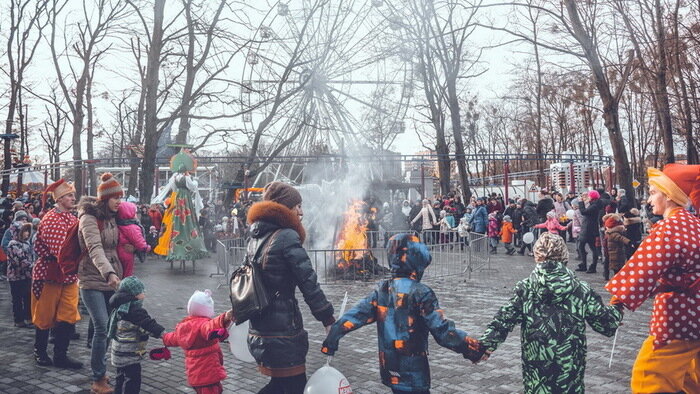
[68,323,80,341]
[586,262,598,274]
[34,328,53,366]
[575,263,587,272]
[52,322,83,369]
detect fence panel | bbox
[213,231,492,286]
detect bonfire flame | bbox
[335,200,368,265]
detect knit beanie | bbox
[533,232,569,263]
[263,181,302,209]
[503,215,512,222]
[97,173,124,201]
[187,289,215,318]
[604,214,623,229]
[13,210,28,222]
[588,190,600,200]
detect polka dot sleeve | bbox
[605,219,680,311]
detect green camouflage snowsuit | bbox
[480,260,622,394]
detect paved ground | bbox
[0,243,651,393]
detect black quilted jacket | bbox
[245,201,335,377]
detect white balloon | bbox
[566,209,576,220]
[304,365,353,394]
[523,232,535,244]
[228,320,255,363]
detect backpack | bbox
[58,218,103,277]
[229,229,281,325]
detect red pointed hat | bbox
[42,178,76,207]
[655,164,700,210]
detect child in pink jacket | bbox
[116,202,150,277]
[153,290,233,394]
[534,211,569,235]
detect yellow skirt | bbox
[154,192,176,256]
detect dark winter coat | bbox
[409,204,422,231]
[470,205,488,233]
[322,234,479,392]
[617,195,633,214]
[512,207,524,229]
[108,290,164,368]
[579,199,604,242]
[535,197,554,223]
[520,201,538,228]
[623,215,642,249]
[246,201,335,377]
[605,226,630,273]
[6,222,33,281]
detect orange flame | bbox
[336,200,368,264]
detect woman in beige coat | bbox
[78,173,125,394]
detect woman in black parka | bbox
[246,182,335,394]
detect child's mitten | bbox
[207,328,229,342]
[149,347,171,361]
[462,337,487,363]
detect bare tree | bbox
[39,90,71,180]
[2,0,49,194]
[47,0,130,196]
[614,0,675,164]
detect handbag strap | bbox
[246,229,282,266]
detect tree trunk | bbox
[140,0,165,203]
[563,0,634,197]
[447,82,471,201]
[653,0,675,164]
[86,65,96,195]
[127,79,146,198]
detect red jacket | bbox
[148,209,163,231]
[163,312,229,387]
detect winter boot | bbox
[34,328,52,367]
[53,322,83,369]
[575,262,587,272]
[90,376,114,394]
[586,261,598,274]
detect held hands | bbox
[149,347,171,361]
[463,337,489,364]
[208,328,230,342]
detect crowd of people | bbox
[1,162,698,394]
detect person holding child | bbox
[480,232,623,394]
[322,233,486,394]
[606,164,700,394]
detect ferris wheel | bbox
[240,0,413,185]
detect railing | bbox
[214,231,492,285]
[211,237,247,288]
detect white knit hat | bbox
[187,289,215,318]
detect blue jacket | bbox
[322,234,480,391]
[469,205,488,233]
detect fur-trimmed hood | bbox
[247,200,305,243]
[77,195,114,220]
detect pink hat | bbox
[588,190,600,200]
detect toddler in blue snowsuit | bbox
[322,233,485,394]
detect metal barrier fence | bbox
[211,237,247,288]
[212,231,492,285]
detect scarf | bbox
[107,276,145,340]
